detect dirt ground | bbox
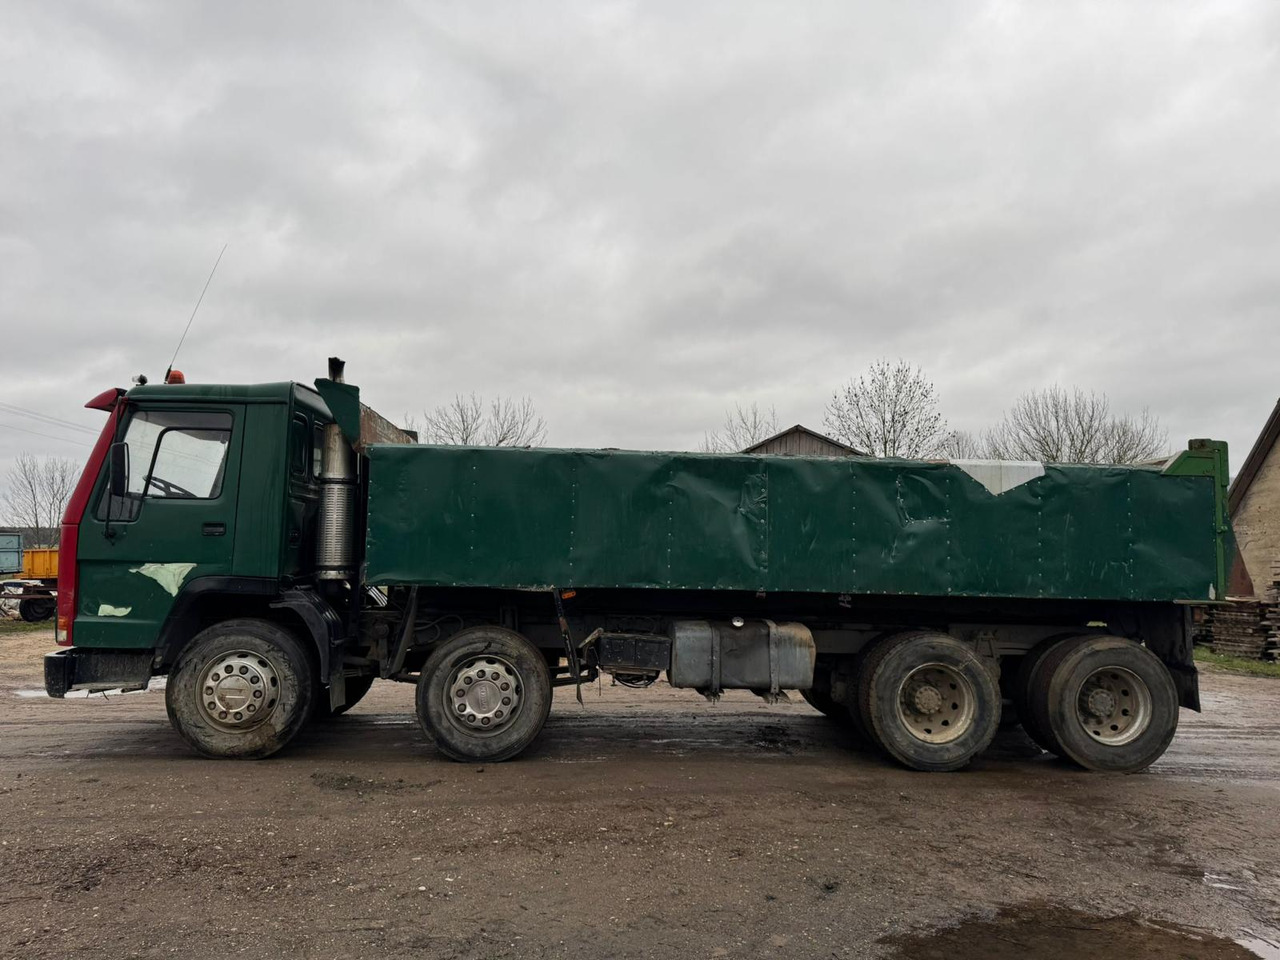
[2,624,1279,959]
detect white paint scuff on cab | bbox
[129,562,198,597]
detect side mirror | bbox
[109,442,129,498]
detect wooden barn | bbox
[743,424,865,457]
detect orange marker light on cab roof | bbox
[165,369,186,384]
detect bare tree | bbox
[701,402,779,452]
[1,453,78,547]
[398,413,422,443]
[419,394,547,447]
[824,360,949,458]
[982,386,1167,464]
[938,430,983,459]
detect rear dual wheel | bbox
[856,632,1001,772]
[801,659,853,723]
[800,686,847,720]
[1021,635,1178,772]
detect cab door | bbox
[75,404,245,649]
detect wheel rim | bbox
[895,662,975,744]
[197,650,281,731]
[1075,666,1152,746]
[444,655,523,737]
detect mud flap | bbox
[1135,605,1201,712]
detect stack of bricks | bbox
[1207,602,1272,659]
[1264,560,1280,660]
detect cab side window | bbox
[289,414,309,478]
[312,424,325,479]
[100,410,233,520]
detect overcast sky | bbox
[2,1,1278,490]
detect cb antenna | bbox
[165,242,227,383]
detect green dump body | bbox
[364,444,1228,603]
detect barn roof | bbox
[1228,396,1280,516]
[742,424,865,456]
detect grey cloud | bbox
[2,0,1278,481]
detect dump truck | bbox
[1,533,58,622]
[44,361,1233,773]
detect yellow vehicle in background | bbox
[0,534,57,622]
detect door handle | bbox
[202,522,226,537]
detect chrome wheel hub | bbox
[445,656,522,736]
[1076,666,1151,746]
[908,683,944,715]
[197,651,280,731]
[896,663,975,745]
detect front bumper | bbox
[44,648,153,698]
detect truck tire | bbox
[315,674,376,719]
[1014,637,1074,755]
[801,662,852,723]
[416,626,552,763]
[165,618,315,760]
[800,686,848,721]
[856,631,1000,772]
[19,597,55,622]
[1031,635,1179,773]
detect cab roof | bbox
[125,381,319,404]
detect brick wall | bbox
[1234,436,1280,596]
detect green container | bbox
[364,443,1228,603]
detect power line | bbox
[0,401,98,435]
[0,420,93,447]
[0,400,96,428]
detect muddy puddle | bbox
[880,904,1280,960]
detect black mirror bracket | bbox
[105,442,130,540]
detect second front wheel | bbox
[416,626,553,762]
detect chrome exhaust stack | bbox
[316,357,356,581]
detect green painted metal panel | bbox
[74,403,246,649]
[313,379,360,447]
[230,402,289,579]
[126,382,297,404]
[364,445,1224,603]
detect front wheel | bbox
[165,618,315,759]
[416,626,552,762]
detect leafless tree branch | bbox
[938,430,983,459]
[1,453,78,547]
[702,403,779,452]
[419,393,547,447]
[981,386,1167,464]
[823,360,949,458]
